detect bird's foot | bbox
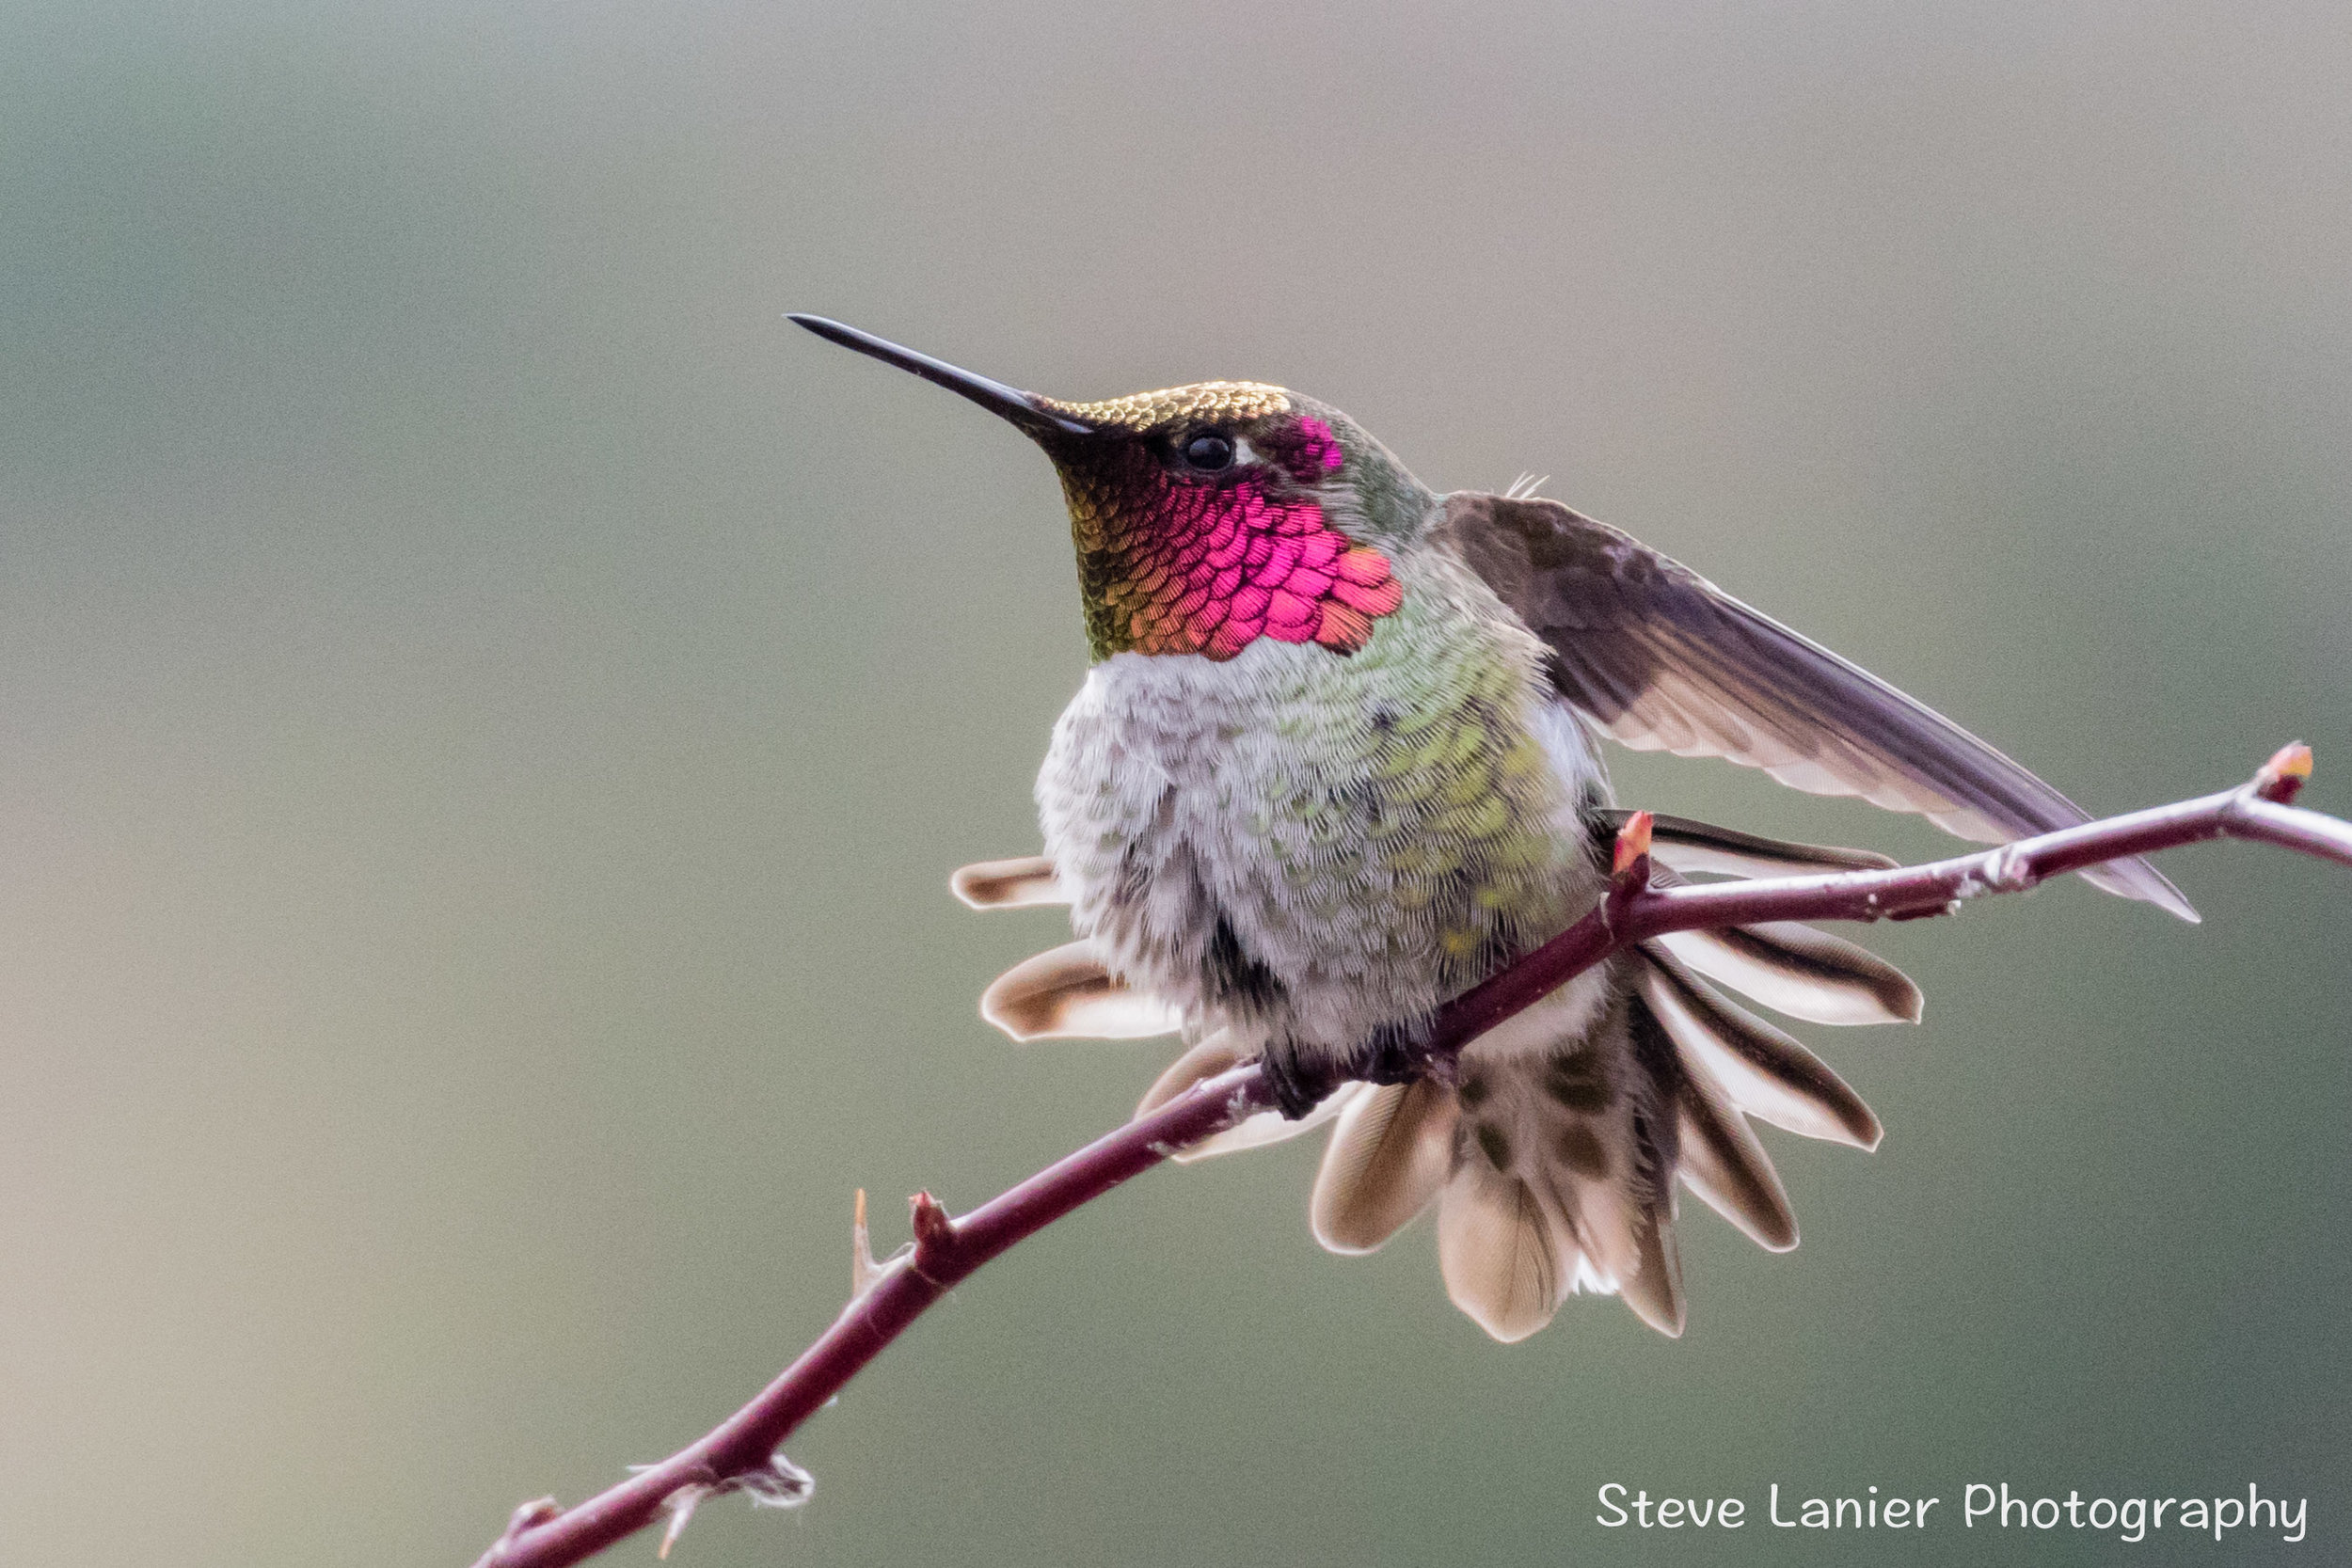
[1257,1048,1336,1120]
[1351,1022,1428,1087]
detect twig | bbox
[472,744,2344,1568]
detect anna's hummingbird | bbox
[790,315,2193,1342]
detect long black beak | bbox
[787,315,1096,439]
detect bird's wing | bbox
[1432,491,2193,919]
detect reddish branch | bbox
[473,745,2345,1568]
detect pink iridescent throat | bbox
[1078,418,1406,660]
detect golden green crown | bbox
[1038,381,1291,434]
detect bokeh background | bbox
[5,3,2348,1563]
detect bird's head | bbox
[792,316,1427,660]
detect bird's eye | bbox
[1182,432,1235,471]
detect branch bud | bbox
[909,1191,958,1275]
[2255,741,2314,805]
[497,1497,561,1554]
[1611,810,1655,880]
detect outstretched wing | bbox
[1432,491,2193,919]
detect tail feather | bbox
[1174,1085,1363,1164]
[980,941,1184,1041]
[1640,990,1801,1251]
[1135,1033,1245,1117]
[1438,1163,1568,1343]
[951,855,1068,909]
[1422,983,1677,1340]
[1582,812,1925,1026]
[1617,1196,1687,1338]
[1654,922,1922,1026]
[1637,946,1883,1149]
[1311,1080,1458,1254]
[1532,1132,1647,1291]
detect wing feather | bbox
[1434,492,2193,919]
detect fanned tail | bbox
[1373,979,1677,1342]
[1309,812,1917,1340]
[956,814,1918,1342]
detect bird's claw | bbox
[1351,1023,1425,1086]
[1257,1049,1330,1119]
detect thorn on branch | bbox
[850,1189,882,1300]
[656,1485,708,1560]
[849,1187,920,1304]
[2255,741,2314,805]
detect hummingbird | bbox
[789,314,2194,1342]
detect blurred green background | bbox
[4,3,2347,1563]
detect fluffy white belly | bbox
[1035,630,1613,1066]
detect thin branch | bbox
[473,744,2341,1568]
